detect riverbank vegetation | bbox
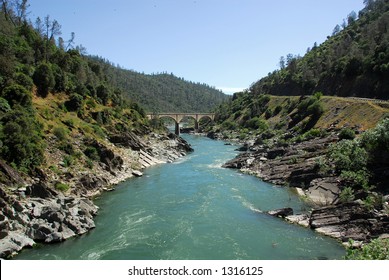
[208,0,389,259]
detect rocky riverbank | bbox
[217,131,389,246]
[0,131,193,258]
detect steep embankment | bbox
[0,4,199,258]
[212,94,389,245]
[0,90,194,258]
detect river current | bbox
[15,134,345,260]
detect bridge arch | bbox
[147,113,215,135]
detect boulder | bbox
[266,148,286,160]
[267,208,294,218]
[285,214,310,227]
[79,175,108,190]
[132,170,143,177]
[0,233,34,258]
[26,182,58,199]
[305,177,341,205]
[0,159,26,186]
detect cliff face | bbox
[0,130,193,259]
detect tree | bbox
[34,16,44,36]
[332,24,341,36]
[66,32,75,50]
[42,15,61,61]
[33,62,55,97]
[348,11,358,25]
[1,0,16,25]
[279,56,286,69]
[96,84,110,105]
[14,0,30,25]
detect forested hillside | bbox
[250,0,389,99]
[88,56,229,113]
[0,0,227,174]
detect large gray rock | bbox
[0,232,35,258]
[305,177,341,205]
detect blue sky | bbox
[28,0,365,94]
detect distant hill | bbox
[88,56,229,113]
[250,0,389,100]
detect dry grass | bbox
[265,95,389,132]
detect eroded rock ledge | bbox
[221,133,389,245]
[267,203,389,245]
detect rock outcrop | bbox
[222,133,389,244]
[0,183,98,258]
[309,202,389,242]
[223,135,337,188]
[0,131,193,258]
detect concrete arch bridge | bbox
[147,113,215,135]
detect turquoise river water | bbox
[15,134,345,260]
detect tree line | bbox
[250,0,389,100]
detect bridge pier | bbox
[194,121,199,133]
[175,122,180,136]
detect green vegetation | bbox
[87,59,230,113]
[346,239,389,260]
[0,1,227,177]
[209,1,389,258]
[326,118,389,205]
[250,0,389,100]
[54,182,69,192]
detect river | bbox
[15,134,345,260]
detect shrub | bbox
[360,118,389,165]
[246,117,268,131]
[53,126,69,141]
[339,187,355,203]
[345,239,389,260]
[1,84,32,108]
[273,105,282,116]
[307,100,324,118]
[303,128,322,140]
[58,141,75,155]
[84,146,99,161]
[55,182,70,192]
[0,97,11,113]
[339,128,356,140]
[62,155,74,167]
[340,170,370,190]
[14,72,34,91]
[222,120,237,130]
[96,84,110,105]
[328,140,368,173]
[65,93,84,112]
